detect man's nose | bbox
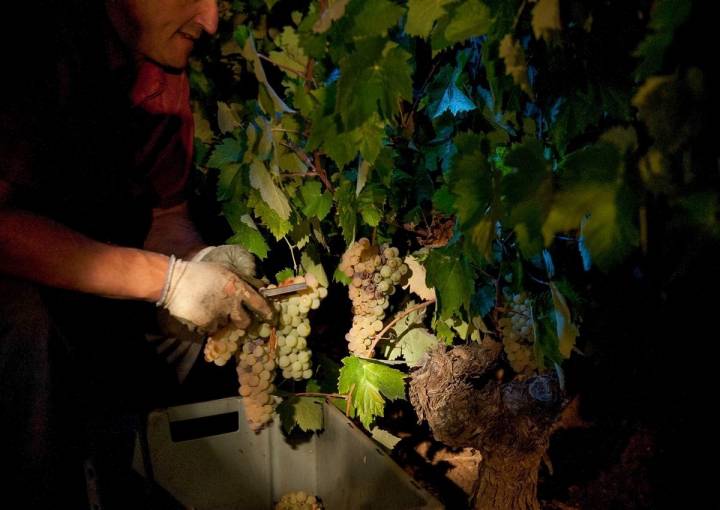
[194,0,219,35]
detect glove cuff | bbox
[156,254,178,307]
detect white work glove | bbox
[157,256,274,334]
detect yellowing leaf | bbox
[356,159,371,197]
[532,0,561,43]
[549,282,579,358]
[499,34,532,97]
[192,104,214,144]
[403,255,437,301]
[249,160,291,220]
[218,101,242,134]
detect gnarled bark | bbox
[409,343,564,510]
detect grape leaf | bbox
[402,255,437,301]
[424,244,473,319]
[208,137,245,169]
[217,163,242,202]
[531,0,561,43]
[348,0,405,39]
[217,101,242,134]
[549,282,578,358]
[443,0,491,45]
[249,160,292,220]
[300,181,333,221]
[634,0,691,80]
[338,356,406,429]
[385,327,439,367]
[406,0,455,38]
[335,179,357,244]
[301,251,329,288]
[226,215,270,259]
[337,38,413,129]
[269,26,308,76]
[432,82,476,118]
[276,268,295,283]
[277,395,324,434]
[252,190,293,240]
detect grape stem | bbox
[283,236,298,273]
[366,299,436,356]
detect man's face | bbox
[114,0,219,69]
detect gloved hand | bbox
[157,256,274,333]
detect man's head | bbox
[107,0,218,69]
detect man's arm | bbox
[0,181,168,301]
[144,201,206,259]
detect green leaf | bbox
[542,184,638,271]
[432,82,476,118]
[249,160,292,220]
[471,284,495,317]
[337,38,413,129]
[217,163,242,202]
[357,184,387,228]
[449,132,492,225]
[448,132,495,257]
[406,0,455,38]
[634,0,692,81]
[226,215,270,260]
[335,179,357,244]
[333,267,352,285]
[301,251,329,288]
[502,139,552,256]
[424,245,473,319]
[276,268,295,283]
[349,0,405,39]
[269,26,308,76]
[208,137,245,169]
[252,192,292,240]
[300,181,333,221]
[338,356,406,429]
[441,0,491,47]
[432,185,455,214]
[277,395,324,434]
[549,282,579,358]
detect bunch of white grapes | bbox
[236,335,277,431]
[274,491,323,510]
[272,274,328,381]
[204,324,244,366]
[339,238,409,354]
[497,293,537,374]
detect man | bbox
[0,1,270,507]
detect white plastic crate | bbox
[133,397,443,509]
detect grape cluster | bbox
[498,293,537,374]
[204,324,244,366]
[274,491,323,510]
[339,238,408,354]
[272,274,328,381]
[236,336,277,431]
